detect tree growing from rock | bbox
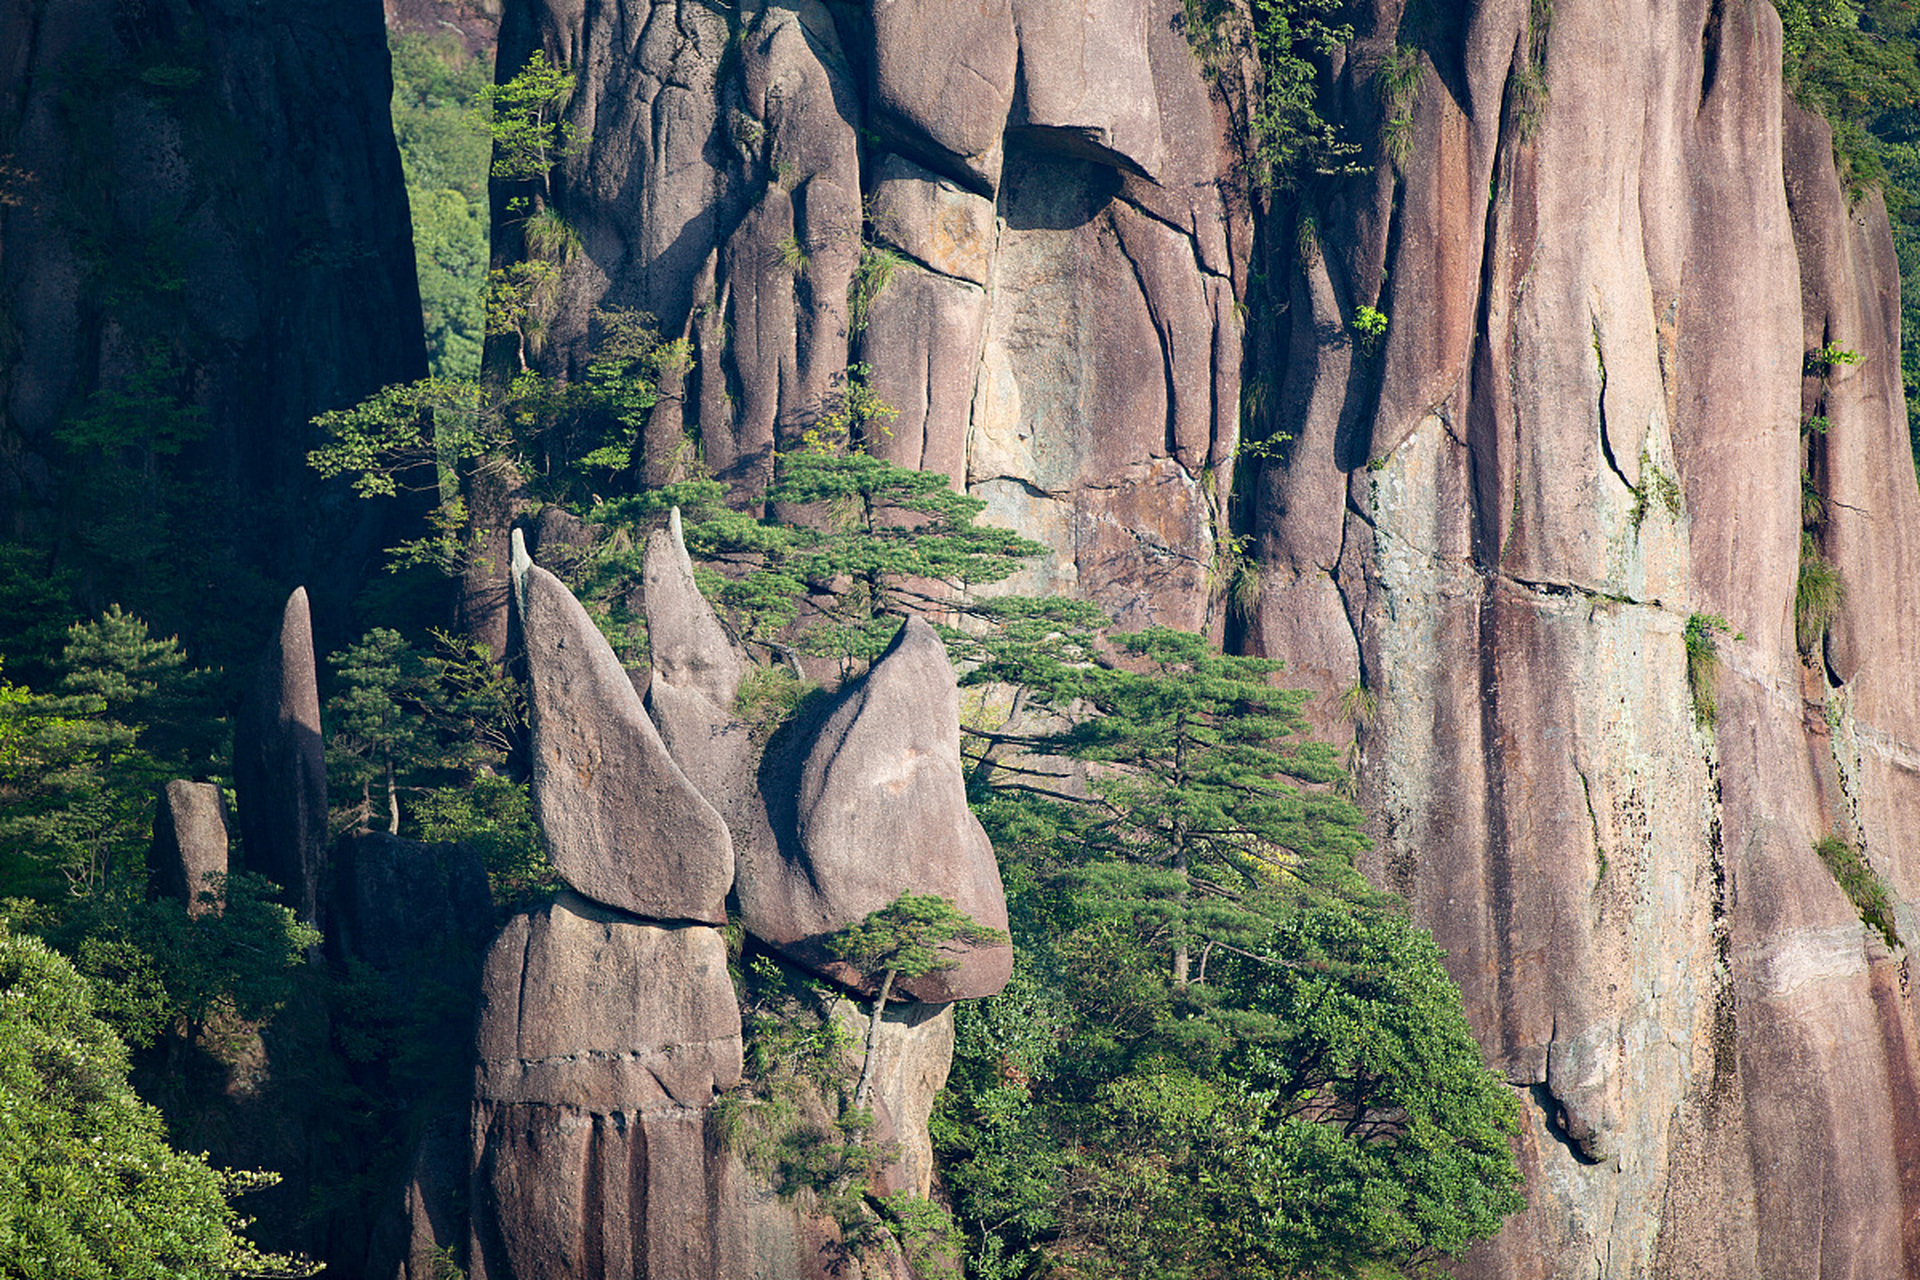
[826,892,1008,1112]
[942,627,1525,1278]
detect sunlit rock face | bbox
[1255,5,1920,1278]
[437,526,1008,1280]
[494,0,1245,631]
[485,0,1920,1274]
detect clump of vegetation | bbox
[848,242,903,335]
[1796,534,1848,659]
[0,927,317,1279]
[943,627,1525,1278]
[1684,613,1734,727]
[1629,451,1684,531]
[1377,44,1422,168]
[1814,834,1901,948]
[389,32,492,379]
[1351,302,1390,355]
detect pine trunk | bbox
[852,967,896,1113]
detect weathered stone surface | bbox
[486,0,1920,1269]
[327,833,492,974]
[233,588,328,925]
[1253,3,1920,1277]
[512,533,732,922]
[362,1112,471,1280]
[869,0,1016,189]
[514,0,1240,621]
[150,780,228,914]
[467,892,742,1280]
[867,154,998,286]
[1008,0,1164,177]
[474,892,742,1110]
[739,617,1011,1003]
[827,998,955,1199]
[644,508,743,710]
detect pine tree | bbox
[826,893,1007,1111]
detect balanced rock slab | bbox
[512,533,732,922]
[740,616,1012,1002]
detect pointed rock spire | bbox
[740,615,1013,1002]
[511,529,733,922]
[233,587,327,924]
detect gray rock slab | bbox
[150,780,229,914]
[513,533,733,922]
[739,617,1011,1002]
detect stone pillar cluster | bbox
[458,516,1011,1280]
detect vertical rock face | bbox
[1251,4,1920,1278]
[234,588,328,925]
[498,0,1244,628]
[492,0,1920,1273]
[0,0,423,618]
[468,892,744,1280]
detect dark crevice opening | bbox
[1530,1084,1603,1166]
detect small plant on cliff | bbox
[848,242,902,335]
[826,893,1007,1112]
[1351,303,1390,355]
[1377,43,1422,168]
[1796,534,1848,659]
[1684,612,1735,727]
[1814,834,1901,948]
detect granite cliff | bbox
[490,0,1920,1275]
[0,0,425,646]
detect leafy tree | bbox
[974,627,1371,994]
[826,893,1007,1111]
[941,628,1524,1278]
[390,30,494,379]
[0,611,219,904]
[51,873,321,1054]
[478,51,584,193]
[326,629,446,834]
[0,926,314,1278]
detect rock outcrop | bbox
[746,616,1012,1003]
[234,588,328,925]
[1249,7,1920,1280]
[150,779,228,913]
[491,0,1920,1275]
[457,533,1010,1279]
[495,0,1242,629]
[511,529,734,923]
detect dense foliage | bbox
[0,928,308,1278]
[389,33,493,379]
[936,630,1524,1279]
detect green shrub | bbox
[1814,834,1901,948]
[1684,613,1733,727]
[1795,534,1847,658]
